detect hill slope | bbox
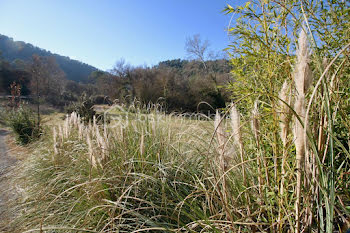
[0,34,98,82]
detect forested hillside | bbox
[0,34,232,112]
[0,34,97,82]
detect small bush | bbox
[91,95,112,105]
[65,94,103,123]
[7,107,41,144]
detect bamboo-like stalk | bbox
[278,80,291,230]
[307,57,329,228]
[294,95,306,233]
[251,101,269,188]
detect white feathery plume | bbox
[77,115,81,126]
[294,29,313,96]
[279,81,291,146]
[95,126,107,161]
[58,125,63,142]
[95,127,102,147]
[293,29,312,162]
[152,118,156,136]
[120,126,124,142]
[73,112,78,126]
[103,122,109,154]
[75,112,79,125]
[88,121,94,138]
[69,112,74,125]
[214,111,225,154]
[103,122,108,140]
[53,127,58,156]
[251,101,260,142]
[93,115,97,130]
[78,122,83,140]
[293,28,312,233]
[214,110,228,170]
[230,104,243,151]
[87,134,97,168]
[64,114,70,138]
[231,104,246,182]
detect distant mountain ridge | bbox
[0,34,98,82]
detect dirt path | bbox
[0,129,17,229]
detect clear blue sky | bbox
[0,0,243,71]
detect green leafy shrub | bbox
[224,0,350,232]
[91,95,112,105]
[7,107,41,144]
[65,93,103,123]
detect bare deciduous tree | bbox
[111,58,132,78]
[185,34,226,109]
[110,58,135,105]
[185,34,210,69]
[30,55,66,127]
[30,54,45,128]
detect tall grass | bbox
[8,34,350,233]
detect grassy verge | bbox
[6,94,350,232]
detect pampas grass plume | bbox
[87,134,97,168]
[279,81,291,146]
[230,104,243,150]
[214,110,230,171]
[294,29,313,95]
[251,101,260,141]
[294,28,312,233]
[53,127,58,156]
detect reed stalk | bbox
[278,80,291,230]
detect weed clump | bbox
[66,94,103,123]
[7,107,41,144]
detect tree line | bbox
[90,58,231,112]
[0,56,232,113]
[0,34,233,113]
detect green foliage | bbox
[66,94,102,123]
[7,107,40,144]
[157,58,188,69]
[224,0,350,232]
[224,0,349,104]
